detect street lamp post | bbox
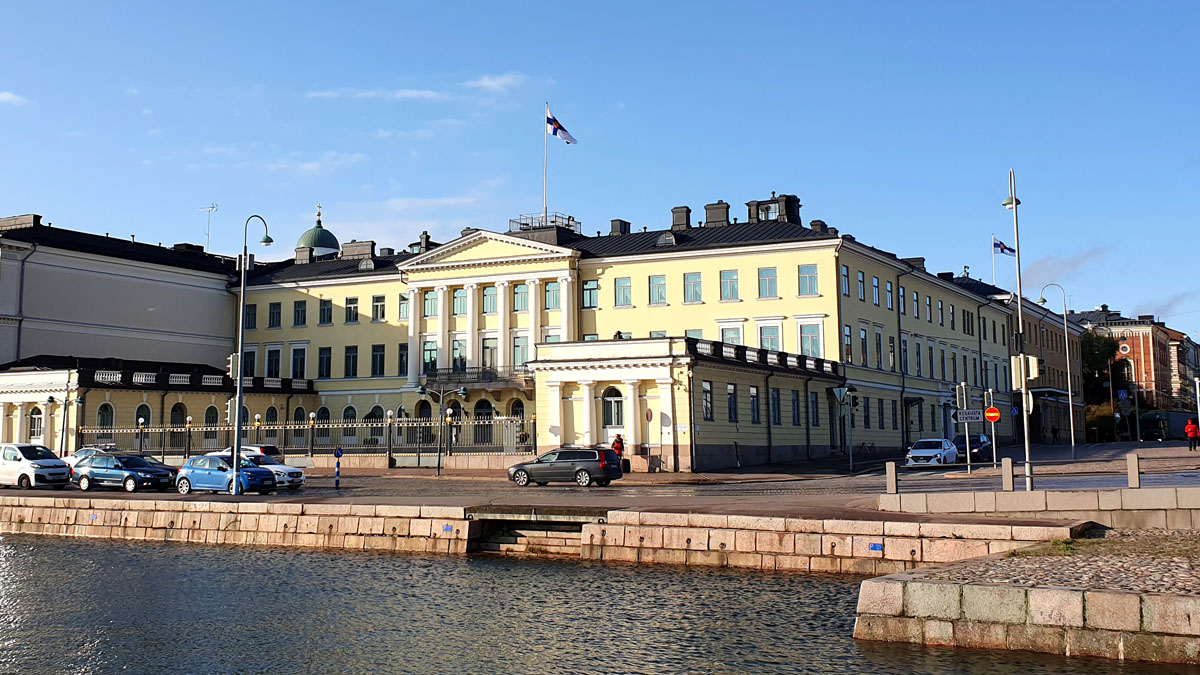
[233,215,273,496]
[416,384,468,476]
[1003,170,1033,490]
[184,415,193,460]
[1037,283,1077,459]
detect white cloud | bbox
[383,194,477,211]
[374,119,464,141]
[147,128,162,136]
[463,72,527,93]
[202,144,236,155]
[0,91,29,105]
[262,151,366,176]
[305,88,445,101]
[141,108,152,116]
[125,87,140,95]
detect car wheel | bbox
[176,478,192,495]
[123,477,138,493]
[575,469,592,487]
[226,480,235,494]
[596,480,611,487]
[17,474,31,490]
[513,469,530,487]
[78,475,92,491]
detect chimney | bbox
[378,247,395,256]
[341,239,376,260]
[610,219,631,236]
[937,272,954,280]
[671,206,691,232]
[902,257,926,272]
[1100,304,1109,312]
[703,201,730,227]
[418,231,432,253]
[809,219,828,233]
[294,247,313,264]
[172,243,204,253]
[778,194,802,224]
[0,214,42,232]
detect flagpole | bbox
[991,233,996,285]
[543,102,549,227]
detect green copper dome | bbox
[297,210,339,252]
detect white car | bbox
[904,438,958,467]
[65,446,114,469]
[207,447,304,490]
[0,444,71,489]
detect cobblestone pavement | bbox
[924,530,1200,595]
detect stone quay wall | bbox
[878,486,1200,530]
[854,557,1200,665]
[0,496,477,554]
[580,511,1083,574]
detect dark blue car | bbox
[176,455,276,495]
[72,454,175,493]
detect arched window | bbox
[342,406,357,421]
[203,406,219,447]
[414,400,433,444]
[97,403,115,428]
[510,399,525,418]
[316,406,331,442]
[28,406,43,440]
[169,403,187,449]
[135,403,152,427]
[366,405,385,440]
[473,400,494,446]
[602,387,624,427]
[342,406,358,442]
[264,406,278,440]
[293,406,306,441]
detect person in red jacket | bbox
[1186,419,1200,452]
[611,434,625,457]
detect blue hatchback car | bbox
[176,455,276,495]
[72,453,176,493]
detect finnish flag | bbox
[993,237,1016,257]
[546,106,577,145]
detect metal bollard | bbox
[1001,457,1014,492]
[886,462,898,494]
[1127,452,1140,489]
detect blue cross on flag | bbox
[993,237,1016,257]
[546,106,577,145]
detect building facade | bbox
[1070,306,1175,410]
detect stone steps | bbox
[475,541,581,556]
[475,525,584,557]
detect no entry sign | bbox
[984,406,1001,423]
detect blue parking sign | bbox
[1117,389,1128,400]
[334,447,343,458]
[1010,406,1019,417]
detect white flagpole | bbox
[991,233,996,285]
[543,102,549,227]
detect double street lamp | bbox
[1037,283,1077,459]
[232,215,273,496]
[416,384,468,476]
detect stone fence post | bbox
[1001,457,1014,492]
[1127,452,1140,489]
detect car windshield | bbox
[19,446,57,461]
[140,456,166,465]
[952,436,966,445]
[116,456,152,469]
[911,441,943,450]
[246,455,282,466]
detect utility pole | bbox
[1003,170,1033,491]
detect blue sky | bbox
[2,2,1198,334]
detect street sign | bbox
[1010,406,1020,417]
[334,447,344,458]
[1120,400,1131,415]
[952,409,984,423]
[984,407,1001,423]
[1118,389,1128,401]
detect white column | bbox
[42,403,56,451]
[465,283,479,367]
[527,279,542,349]
[558,275,574,341]
[436,285,449,372]
[15,403,28,443]
[0,403,7,443]
[406,286,422,385]
[623,379,641,449]
[546,382,562,446]
[497,281,511,368]
[656,378,676,471]
[579,381,596,446]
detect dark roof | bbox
[246,252,414,285]
[572,220,834,258]
[1067,309,1129,325]
[948,276,1011,300]
[0,354,223,375]
[0,225,235,275]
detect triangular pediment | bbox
[398,230,578,271]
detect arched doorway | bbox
[316,407,331,444]
[134,403,152,450]
[473,400,494,446]
[365,405,385,443]
[97,403,115,444]
[203,406,219,448]
[414,400,432,444]
[28,406,44,443]
[509,399,525,418]
[170,402,187,449]
[264,406,278,442]
[342,406,357,444]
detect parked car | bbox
[213,445,285,462]
[904,438,958,467]
[65,445,116,470]
[508,449,623,487]
[0,444,70,489]
[72,454,175,492]
[133,454,179,475]
[952,434,993,461]
[176,455,276,495]
[241,454,305,490]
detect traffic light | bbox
[1036,358,1046,377]
[225,353,239,379]
[851,395,860,408]
[224,399,235,424]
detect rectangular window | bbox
[758,267,777,298]
[344,346,358,378]
[582,280,599,309]
[422,341,437,374]
[685,329,704,339]
[371,344,385,377]
[888,336,896,371]
[843,325,852,362]
[544,335,561,343]
[291,347,306,378]
[727,384,738,423]
[242,350,256,377]
[345,298,359,324]
[244,304,257,330]
[452,340,466,372]
[877,398,885,430]
[266,348,280,378]
[452,289,466,316]
[399,294,409,320]
[973,357,978,386]
[872,277,880,306]
[885,281,893,310]
[482,286,497,313]
[938,300,944,326]
[863,396,870,427]
[874,332,883,369]
[918,402,924,432]
[952,352,959,382]
[750,386,760,424]
[759,325,780,351]
[684,272,702,303]
[267,302,281,329]
[770,388,781,425]
[317,347,331,379]
[859,327,868,367]
[949,304,955,331]
[372,295,386,322]
[513,284,528,311]
[293,300,307,327]
[901,337,909,374]
[797,264,818,296]
[649,275,667,305]
[981,317,987,341]
[857,271,865,301]
[721,326,742,345]
[925,296,931,322]
[616,332,633,340]
[702,381,713,421]
[799,324,821,357]
[423,291,437,317]
[614,278,631,307]
[720,270,739,300]
[398,344,408,377]
[544,282,560,310]
[481,338,497,368]
[791,390,801,426]
[649,331,666,338]
[512,336,529,366]
[809,392,820,426]
[928,346,935,379]
[915,339,923,376]
[913,291,919,318]
[840,265,850,296]
[892,400,899,430]
[899,286,906,314]
[583,334,599,341]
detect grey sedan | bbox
[508,449,624,487]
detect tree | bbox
[1079,330,1128,405]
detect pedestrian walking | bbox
[1051,426,1060,444]
[1186,419,1200,452]
[612,434,625,457]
